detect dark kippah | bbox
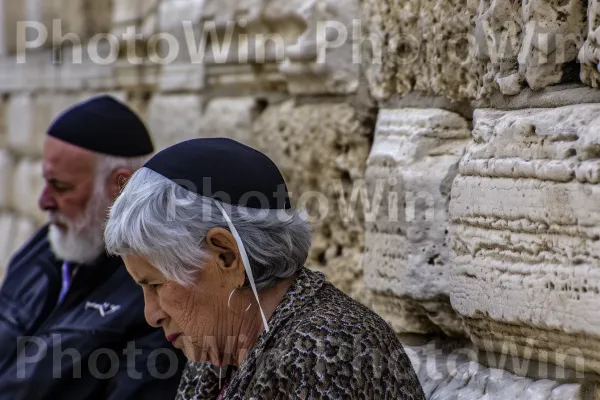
[47,95,154,157]
[144,138,291,210]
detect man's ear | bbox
[205,227,241,273]
[106,168,133,201]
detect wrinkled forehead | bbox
[42,136,96,178]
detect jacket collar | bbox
[223,267,325,396]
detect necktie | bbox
[57,262,74,305]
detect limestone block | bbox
[148,95,263,151]
[199,0,271,65]
[0,150,15,210]
[362,0,483,101]
[57,45,116,91]
[10,217,36,258]
[43,0,112,45]
[198,0,358,94]
[12,158,45,225]
[450,104,600,374]
[276,0,360,94]
[158,63,205,92]
[0,95,5,148]
[0,214,37,277]
[33,94,83,142]
[0,213,15,272]
[114,61,159,89]
[112,0,159,38]
[0,0,27,55]
[0,52,60,92]
[364,108,470,336]
[519,0,586,90]
[158,0,204,38]
[196,98,261,146]
[7,94,43,157]
[253,100,372,301]
[0,58,27,92]
[147,94,204,151]
[364,0,586,101]
[8,93,82,158]
[579,0,600,88]
[475,0,523,96]
[406,340,586,400]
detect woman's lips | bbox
[167,333,181,343]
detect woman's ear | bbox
[205,227,240,271]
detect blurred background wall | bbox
[2,0,600,398]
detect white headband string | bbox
[213,200,270,333]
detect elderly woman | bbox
[104,138,425,400]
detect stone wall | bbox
[3,0,600,398]
[0,0,373,304]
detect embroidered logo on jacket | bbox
[84,301,121,317]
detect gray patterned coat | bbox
[175,268,426,400]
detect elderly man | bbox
[0,95,186,399]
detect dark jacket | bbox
[0,225,186,399]
[175,267,426,400]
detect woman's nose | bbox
[144,293,168,328]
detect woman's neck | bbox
[227,274,297,367]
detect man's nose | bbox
[38,186,57,211]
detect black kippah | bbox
[47,95,154,157]
[144,138,291,209]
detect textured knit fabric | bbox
[175,268,426,400]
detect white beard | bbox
[48,190,110,265]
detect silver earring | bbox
[227,286,252,315]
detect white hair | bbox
[48,153,148,265]
[104,167,312,290]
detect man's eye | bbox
[148,284,161,290]
[50,182,69,192]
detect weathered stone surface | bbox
[364,108,470,336]
[475,0,523,96]
[0,213,15,273]
[7,94,42,157]
[12,158,45,225]
[147,95,261,151]
[147,94,203,151]
[0,1,26,55]
[579,0,600,88]
[114,61,159,89]
[158,0,204,35]
[0,52,61,92]
[450,104,600,374]
[364,0,587,101]
[198,0,359,94]
[276,0,360,94]
[158,63,205,92]
[406,339,587,400]
[0,95,5,148]
[253,99,373,302]
[519,0,586,91]
[112,0,159,38]
[43,0,112,45]
[56,45,116,91]
[474,83,600,110]
[0,150,14,210]
[196,98,261,146]
[363,0,483,101]
[0,214,36,276]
